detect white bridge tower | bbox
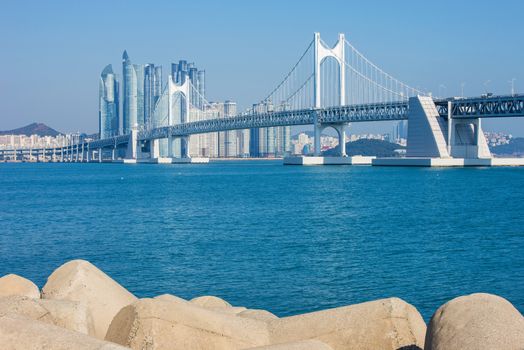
[313,32,347,156]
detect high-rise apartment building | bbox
[135,64,145,127]
[122,50,137,134]
[98,65,119,139]
[144,64,163,128]
[249,101,290,157]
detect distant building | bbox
[205,100,248,158]
[134,63,145,127]
[144,64,163,128]
[122,50,138,134]
[98,64,119,139]
[171,60,205,104]
[250,101,290,157]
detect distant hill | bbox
[323,139,405,157]
[491,138,524,157]
[0,123,61,137]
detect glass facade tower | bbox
[122,50,137,134]
[135,63,145,127]
[98,64,119,139]
[144,64,163,128]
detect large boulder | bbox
[0,295,95,335]
[0,314,129,350]
[154,294,187,304]
[105,298,271,350]
[246,340,333,349]
[425,293,524,350]
[267,297,426,350]
[190,295,247,315]
[41,260,137,339]
[190,295,232,308]
[239,309,279,322]
[0,274,40,299]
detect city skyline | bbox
[1,0,524,135]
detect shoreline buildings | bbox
[250,101,291,157]
[98,51,291,158]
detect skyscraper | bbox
[122,50,137,134]
[98,65,119,139]
[197,70,205,108]
[134,63,145,127]
[144,64,163,128]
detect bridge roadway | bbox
[3,94,524,154]
[94,94,524,149]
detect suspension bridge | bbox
[2,33,524,166]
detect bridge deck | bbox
[2,94,524,152]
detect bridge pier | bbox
[372,96,522,167]
[181,136,190,159]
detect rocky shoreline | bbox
[0,260,522,350]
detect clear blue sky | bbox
[1,0,523,135]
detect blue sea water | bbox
[0,161,523,320]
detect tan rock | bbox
[239,309,279,322]
[267,297,426,350]
[209,306,248,314]
[425,293,524,350]
[0,274,40,299]
[246,340,333,349]
[0,314,129,349]
[153,294,187,304]
[106,298,270,350]
[190,295,232,308]
[0,295,95,335]
[41,259,137,339]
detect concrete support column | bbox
[112,147,116,161]
[98,149,102,163]
[314,125,321,156]
[167,136,173,158]
[125,127,138,160]
[475,118,481,146]
[335,124,347,157]
[181,136,190,159]
[86,147,90,163]
[150,139,160,159]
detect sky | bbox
[1,0,523,135]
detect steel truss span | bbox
[138,102,409,140]
[435,94,524,119]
